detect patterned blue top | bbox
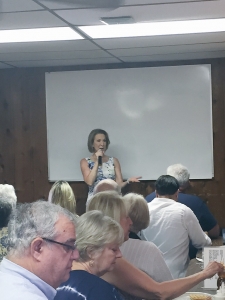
[86,156,115,200]
[55,270,124,300]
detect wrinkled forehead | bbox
[54,216,76,240]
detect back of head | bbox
[7,200,78,258]
[0,200,12,228]
[0,184,17,209]
[123,193,150,233]
[0,184,17,228]
[167,164,190,189]
[76,210,124,262]
[93,179,121,195]
[155,175,179,196]
[48,181,76,214]
[87,191,126,224]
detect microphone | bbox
[98,156,102,166]
[98,148,103,166]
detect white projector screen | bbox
[45,64,213,181]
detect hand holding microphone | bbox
[95,148,104,166]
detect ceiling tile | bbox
[54,1,225,26]
[94,32,225,49]
[1,0,44,12]
[37,0,217,9]
[108,42,225,57]
[0,40,101,54]
[120,50,225,62]
[0,11,67,30]
[0,49,113,61]
[0,62,13,68]
[5,57,121,67]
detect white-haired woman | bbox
[87,191,223,300]
[121,193,173,282]
[48,181,76,214]
[55,210,124,300]
[0,184,17,262]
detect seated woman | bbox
[55,210,124,300]
[122,193,173,281]
[0,184,17,262]
[87,191,223,300]
[48,180,76,214]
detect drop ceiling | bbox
[0,0,225,69]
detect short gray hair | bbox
[87,191,127,224]
[167,164,190,188]
[93,179,121,195]
[0,184,17,209]
[76,210,124,262]
[7,200,78,257]
[123,193,150,233]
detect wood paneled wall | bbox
[0,59,225,225]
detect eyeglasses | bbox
[42,237,76,251]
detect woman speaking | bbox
[80,128,141,202]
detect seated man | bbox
[93,178,121,195]
[146,164,220,258]
[143,175,211,279]
[0,200,79,300]
[86,179,121,208]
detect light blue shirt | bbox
[0,258,56,300]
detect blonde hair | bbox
[48,181,76,214]
[87,191,127,224]
[76,210,124,262]
[123,193,150,233]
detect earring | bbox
[89,260,94,268]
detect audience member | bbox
[122,193,173,281]
[146,164,220,258]
[93,178,121,195]
[55,210,124,300]
[143,175,212,279]
[146,164,219,237]
[0,184,17,262]
[0,200,79,300]
[86,178,121,208]
[86,191,222,300]
[0,201,12,262]
[48,180,76,214]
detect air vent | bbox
[100,16,135,25]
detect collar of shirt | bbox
[0,258,56,300]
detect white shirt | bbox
[143,198,212,279]
[120,238,173,281]
[0,258,56,300]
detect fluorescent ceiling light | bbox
[0,27,83,43]
[79,18,225,39]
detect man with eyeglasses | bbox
[0,200,79,300]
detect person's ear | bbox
[174,190,179,201]
[155,190,159,197]
[30,238,45,261]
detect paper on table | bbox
[203,246,225,289]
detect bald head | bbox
[93,179,121,195]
